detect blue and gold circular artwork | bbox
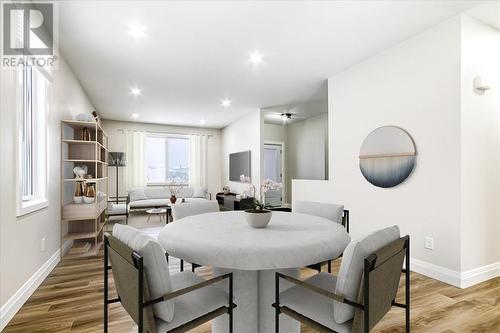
[359,126,416,188]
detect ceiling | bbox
[58,1,492,129]
[262,98,327,125]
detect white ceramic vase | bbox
[244,209,272,228]
[83,196,95,204]
[74,196,83,204]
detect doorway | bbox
[263,142,284,207]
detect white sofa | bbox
[128,186,210,211]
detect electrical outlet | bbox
[424,236,434,250]
[41,238,46,251]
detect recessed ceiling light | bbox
[130,87,142,96]
[128,22,147,39]
[199,119,206,125]
[248,51,264,65]
[131,113,139,119]
[221,98,232,108]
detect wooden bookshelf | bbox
[60,119,108,259]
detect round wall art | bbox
[359,126,416,188]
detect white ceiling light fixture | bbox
[199,119,207,125]
[131,113,139,119]
[130,87,142,96]
[128,21,147,39]
[221,98,232,108]
[248,50,264,65]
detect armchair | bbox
[104,226,236,333]
[274,227,409,332]
[293,201,350,273]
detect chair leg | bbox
[328,260,332,273]
[229,273,234,333]
[180,259,184,272]
[229,308,233,333]
[405,239,411,332]
[104,239,108,333]
[191,264,195,273]
[275,272,280,333]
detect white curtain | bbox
[124,130,147,190]
[189,134,208,187]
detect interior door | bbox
[263,143,283,207]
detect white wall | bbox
[263,123,287,143]
[0,57,95,329]
[287,113,328,181]
[293,15,500,287]
[101,120,222,198]
[460,16,500,272]
[221,110,262,195]
[294,16,463,278]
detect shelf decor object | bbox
[359,126,416,188]
[60,119,108,259]
[108,152,126,204]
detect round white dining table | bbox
[158,210,350,333]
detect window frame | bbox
[145,133,190,186]
[16,65,50,216]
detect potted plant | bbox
[167,179,185,204]
[240,175,283,228]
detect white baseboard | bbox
[410,257,500,289]
[410,257,461,287]
[460,261,500,288]
[0,240,72,331]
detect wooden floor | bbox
[4,254,500,333]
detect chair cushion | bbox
[129,198,170,208]
[293,201,344,224]
[184,197,209,203]
[144,187,171,199]
[280,273,352,333]
[192,186,208,198]
[112,224,175,323]
[108,202,127,215]
[171,201,219,221]
[155,271,229,331]
[334,225,400,323]
[128,187,147,202]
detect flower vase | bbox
[170,195,177,204]
[244,209,272,228]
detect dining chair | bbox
[293,200,350,272]
[171,201,220,272]
[274,226,409,333]
[104,224,236,333]
[171,201,220,220]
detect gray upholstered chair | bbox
[274,226,410,333]
[171,201,220,221]
[104,224,235,333]
[293,200,350,272]
[170,201,220,272]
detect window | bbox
[146,135,190,184]
[22,66,34,200]
[17,65,49,216]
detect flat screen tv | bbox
[229,151,251,181]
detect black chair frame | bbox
[104,235,236,333]
[275,236,410,333]
[107,195,130,224]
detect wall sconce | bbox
[474,76,490,95]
